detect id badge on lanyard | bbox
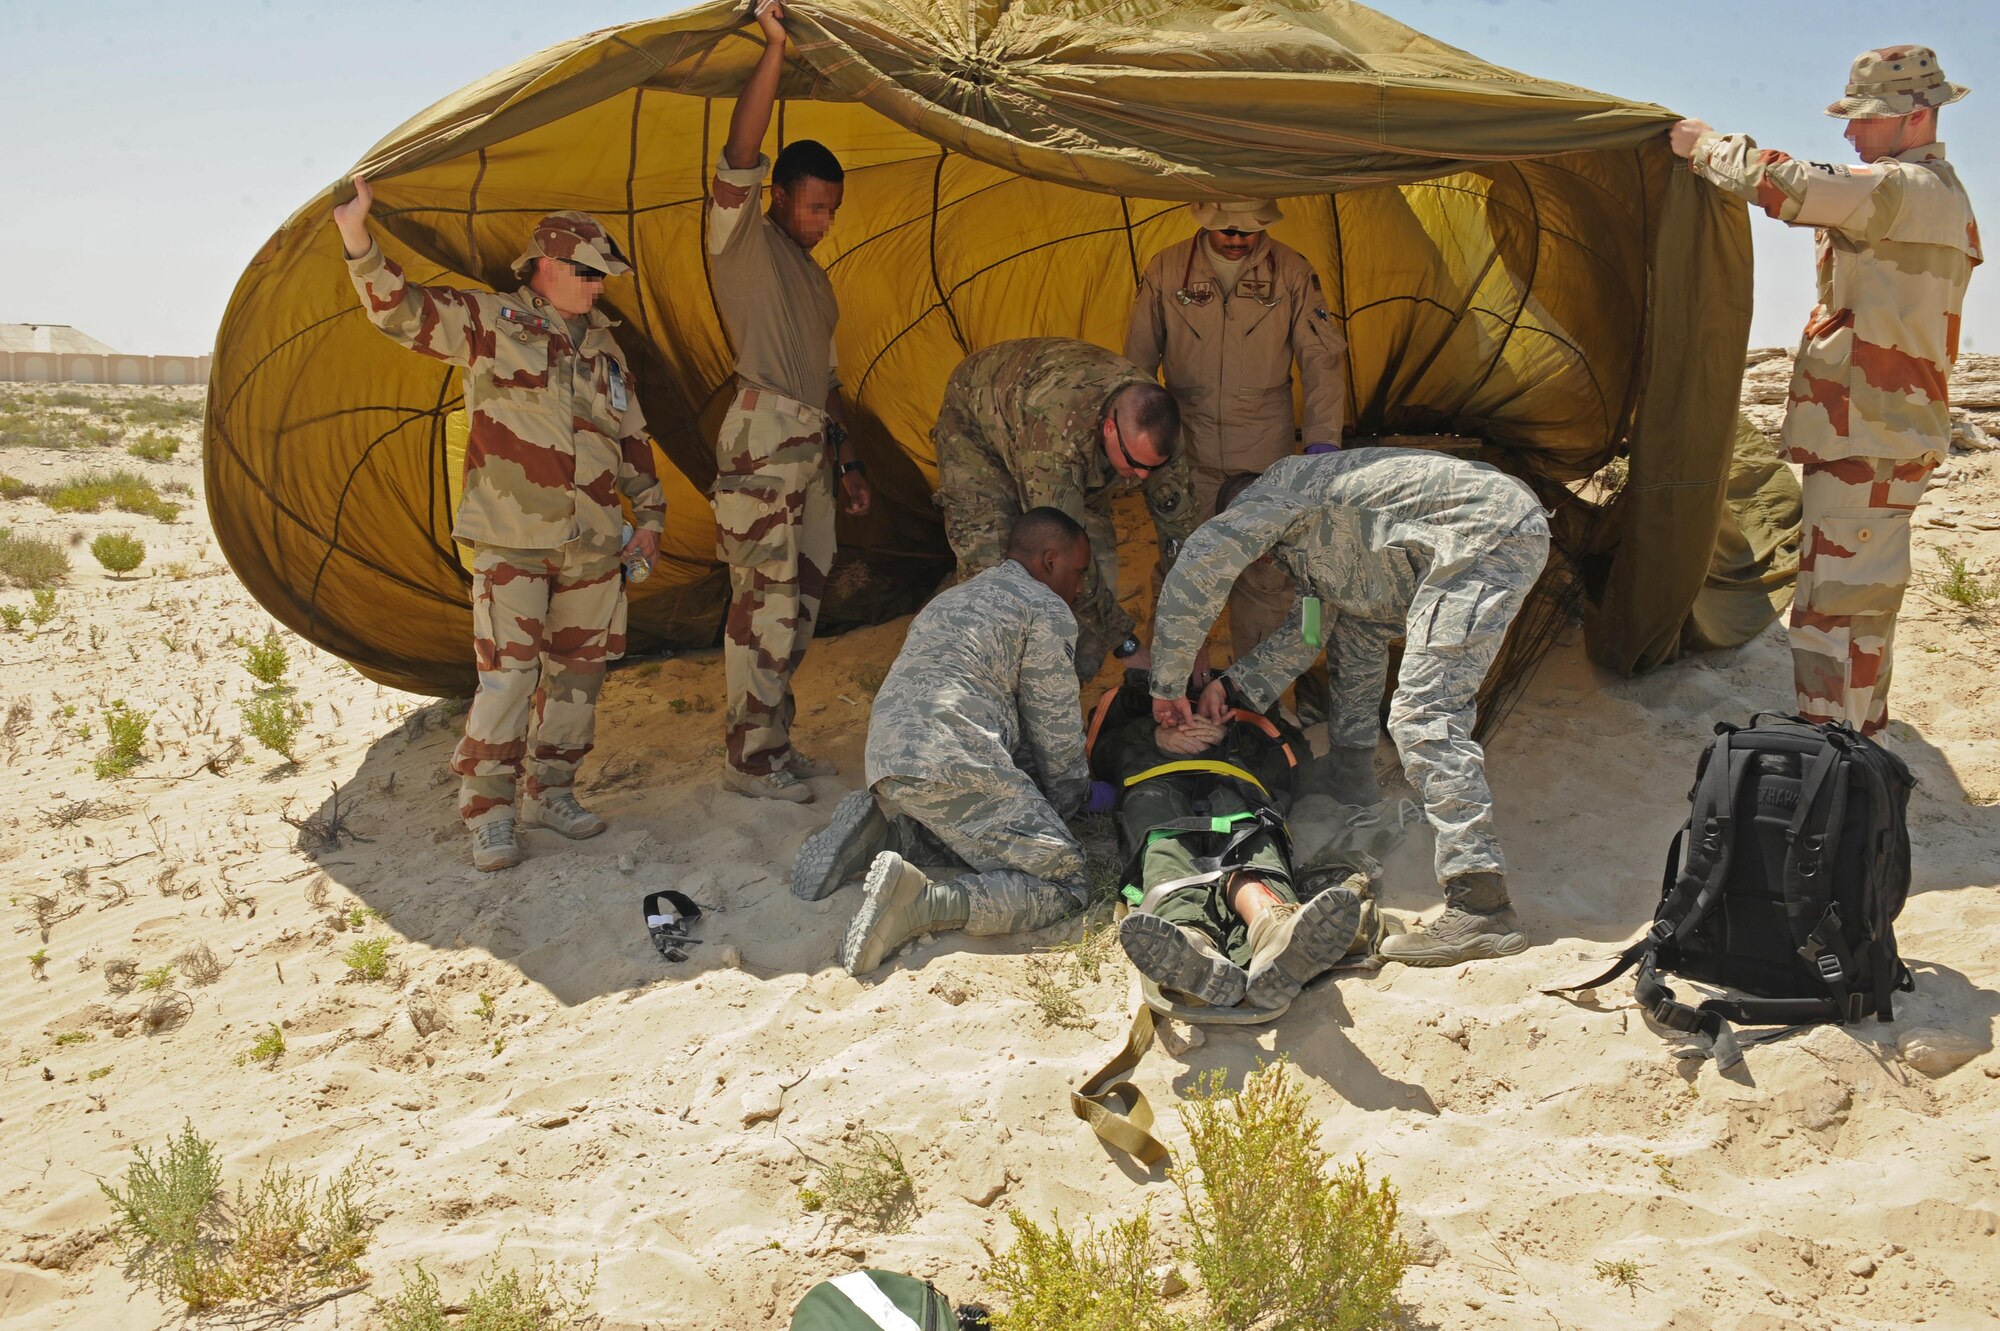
[607,363,629,413]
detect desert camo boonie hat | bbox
[1826,45,1969,119]
[510,211,633,278]
[1189,198,1284,232]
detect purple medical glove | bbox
[1304,442,1341,455]
[1081,780,1117,816]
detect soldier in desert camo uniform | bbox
[1673,45,1981,736]
[932,337,1199,680]
[332,177,665,872]
[707,0,873,806]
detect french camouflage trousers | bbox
[452,540,626,826]
[713,388,837,775]
[1789,453,1935,737]
[872,772,1089,936]
[1119,779,1294,968]
[1379,521,1548,887]
[933,419,1128,679]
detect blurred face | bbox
[1844,109,1929,163]
[1043,533,1093,607]
[770,176,844,250]
[1204,227,1264,261]
[531,257,607,317]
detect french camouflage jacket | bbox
[1125,235,1347,472]
[1690,135,1981,464]
[1149,450,1545,710]
[346,241,666,550]
[865,559,1090,818]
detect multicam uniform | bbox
[344,222,665,827]
[863,560,1091,936]
[1689,129,1980,734]
[1149,451,1548,894]
[707,153,842,776]
[932,338,1199,677]
[1125,234,1347,655]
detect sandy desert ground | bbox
[1,364,1997,1330]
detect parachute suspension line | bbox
[1455,161,1565,425]
[1117,196,1140,290]
[929,147,970,353]
[464,148,489,263]
[1327,190,1363,425]
[624,88,658,357]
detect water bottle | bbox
[619,521,652,584]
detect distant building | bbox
[0,324,208,387]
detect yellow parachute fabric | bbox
[207,0,1760,695]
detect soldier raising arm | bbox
[706,0,872,804]
[329,176,664,871]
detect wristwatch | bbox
[838,458,866,477]
[1112,635,1143,660]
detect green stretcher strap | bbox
[1070,1002,1170,1168]
[1123,811,1263,903]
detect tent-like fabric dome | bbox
[208,0,1764,696]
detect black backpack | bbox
[1551,715,1915,1067]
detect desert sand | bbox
[2,364,1997,1329]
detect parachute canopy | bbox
[208,0,1764,696]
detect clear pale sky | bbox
[2,1,1990,355]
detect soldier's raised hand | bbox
[1668,119,1710,160]
[332,174,374,259]
[751,0,787,42]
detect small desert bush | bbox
[243,628,290,687]
[0,472,30,499]
[342,937,392,981]
[41,469,180,521]
[1926,552,1994,610]
[245,1025,285,1066]
[122,396,204,427]
[243,695,307,763]
[92,531,146,577]
[94,701,150,778]
[127,432,180,462]
[797,1131,916,1230]
[28,587,56,625]
[99,1121,372,1310]
[0,605,20,632]
[50,389,102,410]
[0,527,68,588]
[377,1253,597,1331]
[986,1061,1408,1331]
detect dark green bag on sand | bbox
[790,1270,978,1330]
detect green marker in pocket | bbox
[1301,596,1322,648]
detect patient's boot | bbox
[791,789,891,901]
[841,853,970,976]
[1118,913,1247,1008]
[1244,887,1364,1009]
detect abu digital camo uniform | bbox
[1150,451,1548,894]
[1125,227,1347,657]
[1689,49,1980,735]
[345,214,665,826]
[863,560,1091,936]
[708,152,843,777]
[933,338,1199,677]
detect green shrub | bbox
[1926,551,1995,610]
[0,605,20,632]
[99,1120,372,1310]
[243,695,307,763]
[246,1025,285,1066]
[94,701,150,778]
[0,472,30,499]
[122,396,204,427]
[0,528,68,588]
[987,1062,1408,1331]
[342,937,392,981]
[91,531,146,577]
[140,964,174,991]
[127,432,181,462]
[377,1253,596,1331]
[50,389,100,409]
[41,469,180,521]
[796,1131,916,1231]
[244,628,290,687]
[28,588,56,625]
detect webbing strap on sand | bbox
[1070,999,1170,1168]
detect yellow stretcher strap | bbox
[1121,759,1270,798]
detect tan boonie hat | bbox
[1189,198,1283,232]
[1826,45,1969,119]
[510,211,633,278]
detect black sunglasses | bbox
[1215,228,1261,238]
[1109,415,1160,475]
[563,258,607,281]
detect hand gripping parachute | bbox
[207,0,1785,697]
